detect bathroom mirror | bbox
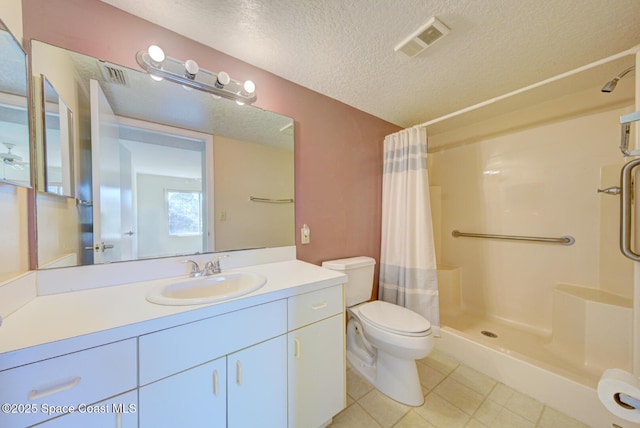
[42,76,74,196]
[32,40,295,269]
[0,19,30,187]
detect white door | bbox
[90,79,132,262]
[139,357,226,428]
[118,145,135,261]
[228,335,287,427]
[288,314,345,427]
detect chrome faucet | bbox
[183,260,203,277]
[205,255,230,275]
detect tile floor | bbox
[328,351,591,428]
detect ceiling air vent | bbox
[395,16,450,58]
[98,61,128,86]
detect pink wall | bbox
[22,0,400,287]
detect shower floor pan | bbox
[437,308,635,428]
[440,311,599,386]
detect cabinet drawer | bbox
[0,339,137,428]
[288,285,344,330]
[35,390,138,428]
[139,299,287,385]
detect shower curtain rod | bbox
[452,230,575,246]
[414,45,640,130]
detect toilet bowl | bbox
[353,300,433,359]
[322,256,434,406]
[347,301,433,406]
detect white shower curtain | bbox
[378,126,440,335]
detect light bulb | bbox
[184,59,199,79]
[215,71,230,88]
[147,45,165,63]
[243,80,256,94]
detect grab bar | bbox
[620,158,640,261]
[249,196,294,204]
[452,230,575,246]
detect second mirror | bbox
[41,76,74,196]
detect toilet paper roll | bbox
[598,368,640,423]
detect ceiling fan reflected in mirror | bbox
[0,142,27,170]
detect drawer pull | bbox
[212,370,219,396]
[236,361,242,386]
[28,376,81,401]
[311,302,328,310]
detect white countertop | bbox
[0,259,346,371]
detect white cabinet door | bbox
[288,314,345,428]
[139,357,226,428]
[228,335,287,427]
[35,390,138,428]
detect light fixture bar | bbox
[136,47,257,104]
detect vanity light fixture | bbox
[147,45,165,64]
[136,45,257,104]
[184,59,199,79]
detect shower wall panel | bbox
[429,105,633,335]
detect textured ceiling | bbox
[99,0,640,128]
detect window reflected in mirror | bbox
[167,190,203,237]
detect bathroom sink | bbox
[146,271,267,305]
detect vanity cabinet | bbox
[138,336,287,428]
[287,285,345,428]
[0,272,346,428]
[138,300,287,385]
[137,286,344,428]
[138,300,288,428]
[0,339,137,428]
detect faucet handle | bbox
[211,254,230,273]
[181,260,202,277]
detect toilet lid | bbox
[358,301,431,336]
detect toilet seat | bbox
[357,301,431,337]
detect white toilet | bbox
[322,256,434,406]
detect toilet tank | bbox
[322,256,376,306]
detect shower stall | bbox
[424,48,639,426]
